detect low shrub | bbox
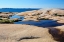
[0,19,14,23]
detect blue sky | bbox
[0,0,64,8]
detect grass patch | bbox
[0,19,14,23]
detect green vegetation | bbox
[0,19,14,23]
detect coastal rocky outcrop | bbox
[17,9,64,22]
[0,24,64,42]
[0,12,16,18]
[0,8,64,42]
[0,24,58,42]
[0,12,20,23]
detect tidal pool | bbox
[10,15,64,27]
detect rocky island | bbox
[0,9,64,42]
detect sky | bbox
[0,0,64,8]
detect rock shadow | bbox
[48,28,64,42]
[17,36,40,41]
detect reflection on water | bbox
[14,20,63,27]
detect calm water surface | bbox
[10,15,64,27]
[14,20,63,27]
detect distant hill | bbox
[0,8,39,12]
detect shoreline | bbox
[0,8,64,42]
